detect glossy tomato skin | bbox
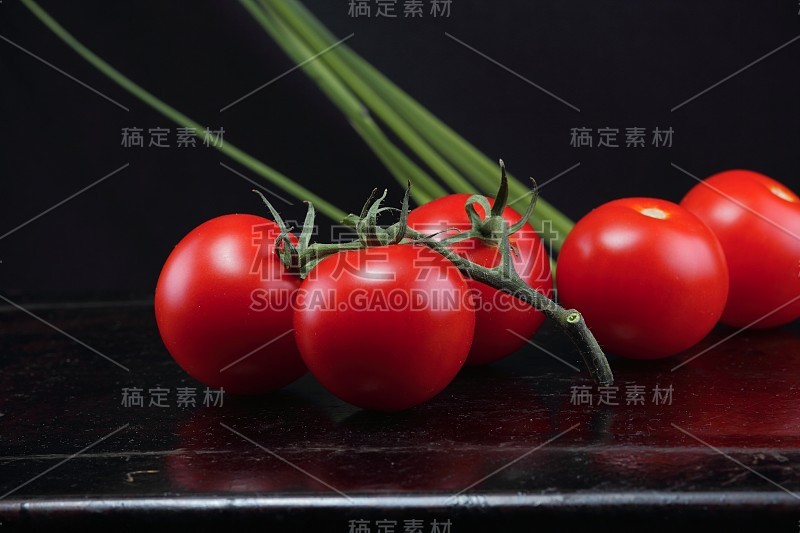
[557,198,729,359]
[294,244,475,411]
[680,170,800,328]
[155,214,305,394]
[408,194,553,365]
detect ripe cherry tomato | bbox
[155,214,305,394]
[680,170,800,328]
[556,198,729,359]
[293,244,475,411]
[408,194,553,365]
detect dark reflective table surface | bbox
[1,298,799,531]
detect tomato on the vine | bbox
[680,169,800,328]
[556,198,729,359]
[408,194,553,365]
[293,243,475,411]
[155,214,306,394]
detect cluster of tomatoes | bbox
[558,169,800,359]
[154,168,799,412]
[154,187,553,411]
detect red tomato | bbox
[408,194,553,365]
[556,198,729,359]
[680,169,800,328]
[293,244,475,411]
[155,214,305,394]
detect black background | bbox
[1,0,798,294]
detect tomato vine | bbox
[257,164,614,386]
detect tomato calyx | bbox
[254,184,413,279]
[342,182,411,248]
[441,160,538,251]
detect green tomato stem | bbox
[257,184,611,386]
[404,225,613,386]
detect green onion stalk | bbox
[22,0,578,253]
[262,0,576,250]
[250,0,477,197]
[19,0,347,221]
[237,0,446,206]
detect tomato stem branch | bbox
[259,180,613,386]
[403,225,613,386]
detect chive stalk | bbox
[20,0,347,221]
[268,0,575,248]
[240,0,444,205]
